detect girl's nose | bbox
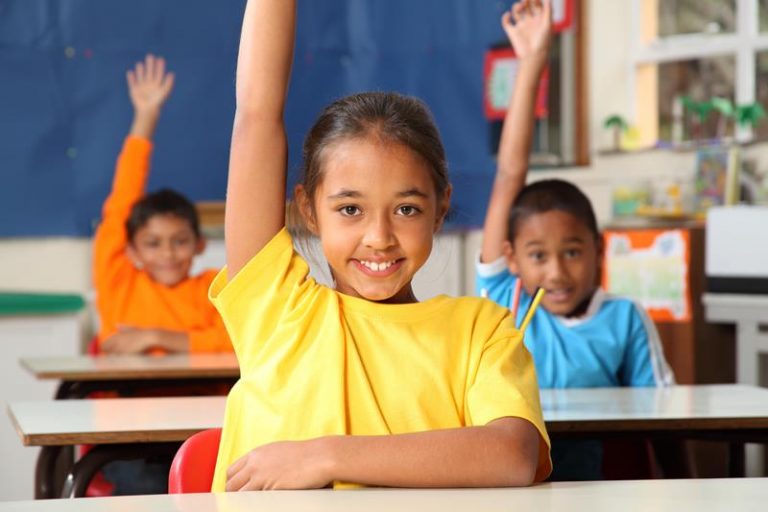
[362,215,396,250]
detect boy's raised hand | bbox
[501,0,553,64]
[126,54,175,139]
[127,54,175,115]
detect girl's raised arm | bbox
[226,0,296,276]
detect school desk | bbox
[8,385,768,498]
[20,353,240,399]
[0,479,766,512]
[542,384,768,478]
[0,293,84,501]
[8,396,225,498]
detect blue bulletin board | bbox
[0,0,521,237]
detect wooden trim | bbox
[196,201,225,228]
[22,429,205,447]
[574,0,590,165]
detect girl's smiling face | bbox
[299,136,450,304]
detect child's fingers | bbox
[155,57,166,84]
[126,70,136,90]
[146,54,157,82]
[226,453,247,480]
[511,2,525,23]
[162,72,175,96]
[226,456,254,491]
[135,60,146,84]
[541,0,553,21]
[501,10,514,30]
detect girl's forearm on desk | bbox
[322,417,540,488]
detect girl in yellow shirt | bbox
[211,0,553,491]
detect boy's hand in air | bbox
[126,54,175,139]
[501,0,553,67]
[226,439,333,491]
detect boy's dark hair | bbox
[126,188,201,242]
[508,179,599,242]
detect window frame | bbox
[630,0,768,143]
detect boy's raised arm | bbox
[480,0,552,263]
[226,0,296,277]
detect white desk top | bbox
[0,479,766,511]
[542,384,768,432]
[8,385,768,447]
[20,353,239,380]
[7,396,226,445]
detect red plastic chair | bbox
[168,428,223,493]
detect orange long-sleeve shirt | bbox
[93,136,232,353]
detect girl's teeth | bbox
[363,260,393,271]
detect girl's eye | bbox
[339,205,360,216]
[529,251,545,262]
[397,205,421,216]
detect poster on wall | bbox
[483,0,573,120]
[483,49,549,120]
[602,229,691,322]
[551,0,574,32]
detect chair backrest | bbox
[168,428,223,493]
[87,335,100,355]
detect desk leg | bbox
[35,446,64,499]
[736,321,759,385]
[728,442,746,477]
[60,443,179,499]
[54,381,89,399]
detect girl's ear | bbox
[294,184,319,235]
[433,185,452,233]
[502,239,519,275]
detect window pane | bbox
[761,0,768,33]
[755,51,768,140]
[658,56,735,142]
[659,0,736,37]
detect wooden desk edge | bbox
[5,405,31,446]
[546,417,768,432]
[26,369,239,381]
[22,428,207,447]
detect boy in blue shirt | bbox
[477,0,674,480]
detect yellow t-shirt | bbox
[209,228,551,491]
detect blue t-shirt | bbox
[475,256,674,389]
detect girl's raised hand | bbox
[501,0,553,63]
[126,54,175,115]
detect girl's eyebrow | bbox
[328,188,429,200]
[397,188,429,199]
[327,189,361,200]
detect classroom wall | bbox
[1,0,763,314]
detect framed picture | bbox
[483,48,549,120]
[694,145,740,212]
[602,229,691,322]
[552,0,575,32]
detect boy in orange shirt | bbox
[93,54,231,355]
